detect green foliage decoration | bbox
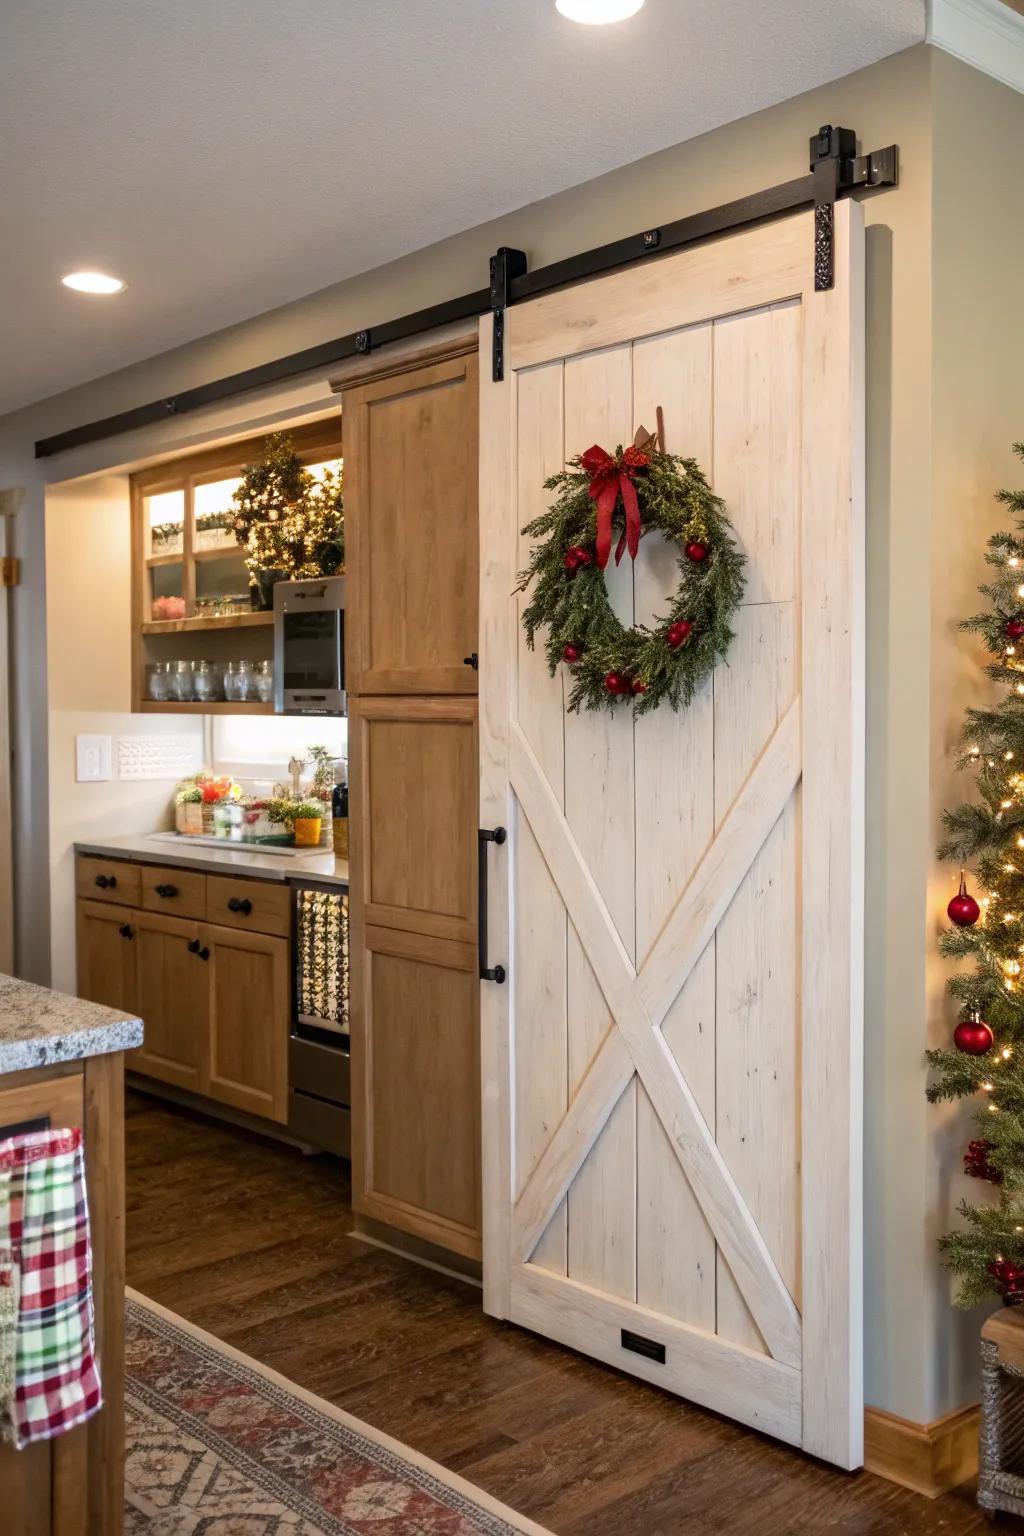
[231,433,344,582]
[928,443,1024,1307]
[516,446,745,715]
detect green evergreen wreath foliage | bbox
[517,447,746,714]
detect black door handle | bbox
[118,923,134,940]
[228,897,252,915]
[478,827,507,984]
[155,883,178,898]
[187,938,200,954]
[95,873,117,889]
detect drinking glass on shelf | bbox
[224,660,253,702]
[168,660,193,703]
[192,660,217,705]
[147,661,172,702]
[254,660,274,704]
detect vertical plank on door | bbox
[712,303,801,608]
[714,602,800,1353]
[514,361,569,1274]
[562,344,637,1301]
[712,298,803,1354]
[632,325,717,1330]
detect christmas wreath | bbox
[517,426,746,713]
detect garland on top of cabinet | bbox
[516,424,746,714]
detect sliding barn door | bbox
[479,202,864,1468]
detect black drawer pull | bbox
[478,827,507,984]
[154,883,178,898]
[118,923,134,940]
[463,653,479,670]
[228,897,252,915]
[95,873,117,889]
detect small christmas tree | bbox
[929,442,1024,1308]
[232,433,344,583]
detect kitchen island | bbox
[0,973,142,1536]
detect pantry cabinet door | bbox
[205,922,289,1125]
[133,910,208,1095]
[76,900,138,1017]
[342,344,479,695]
[479,201,864,1467]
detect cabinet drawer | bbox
[75,855,142,908]
[206,875,291,938]
[140,864,207,920]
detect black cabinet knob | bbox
[227,897,252,915]
[95,873,116,889]
[199,946,210,962]
[154,883,178,898]
[187,938,200,954]
[118,923,134,940]
[463,653,479,669]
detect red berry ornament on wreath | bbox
[1006,617,1024,640]
[947,870,981,928]
[517,421,746,714]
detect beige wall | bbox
[2,40,1014,1422]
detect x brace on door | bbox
[509,698,804,1369]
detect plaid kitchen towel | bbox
[0,1126,102,1447]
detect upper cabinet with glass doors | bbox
[131,417,341,713]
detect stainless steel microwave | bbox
[273,576,347,715]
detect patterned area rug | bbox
[125,1290,552,1535]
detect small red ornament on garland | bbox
[563,545,593,573]
[562,643,583,664]
[1006,617,1024,640]
[667,620,693,649]
[685,541,709,564]
[631,678,649,695]
[953,1017,994,1056]
[603,672,630,696]
[988,1258,1024,1306]
[965,1139,1003,1185]
[947,870,981,928]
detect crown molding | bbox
[928,0,1024,93]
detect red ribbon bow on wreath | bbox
[580,441,650,569]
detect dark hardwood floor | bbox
[125,1090,997,1535]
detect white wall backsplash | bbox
[117,733,203,781]
[211,714,347,782]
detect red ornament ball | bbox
[562,643,582,664]
[563,545,592,572]
[631,678,649,695]
[603,672,629,696]
[948,889,980,928]
[988,1259,1024,1305]
[685,541,709,564]
[563,550,580,572]
[1006,618,1024,640]
[965,1139,1003,1185]
[667,620,693,649]
[953,1018,994,1056]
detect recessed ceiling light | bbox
[556,0,644,22]
[61,271,126,295]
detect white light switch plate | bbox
[76,734,113,782]
[117,734,202,781]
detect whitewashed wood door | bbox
[479,201,864,1468]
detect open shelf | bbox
[138,700,276,715]
[140,611,274,636]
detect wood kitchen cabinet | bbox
[75,859,291,1127]
[341,339,479,696]
[348,693,482,1260]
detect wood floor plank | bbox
[125,1091,984,1535]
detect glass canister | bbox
[254,659,274,704]
[147,661,172,702]
[192,660,217,705]
[168,660,193,703]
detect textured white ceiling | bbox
[0,0,925,415]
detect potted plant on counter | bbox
[290,799,325,848]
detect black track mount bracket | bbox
[810,125,898,290]
[490,247,528,383]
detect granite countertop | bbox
[0,973,143,1075]
[75,833,349,888]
